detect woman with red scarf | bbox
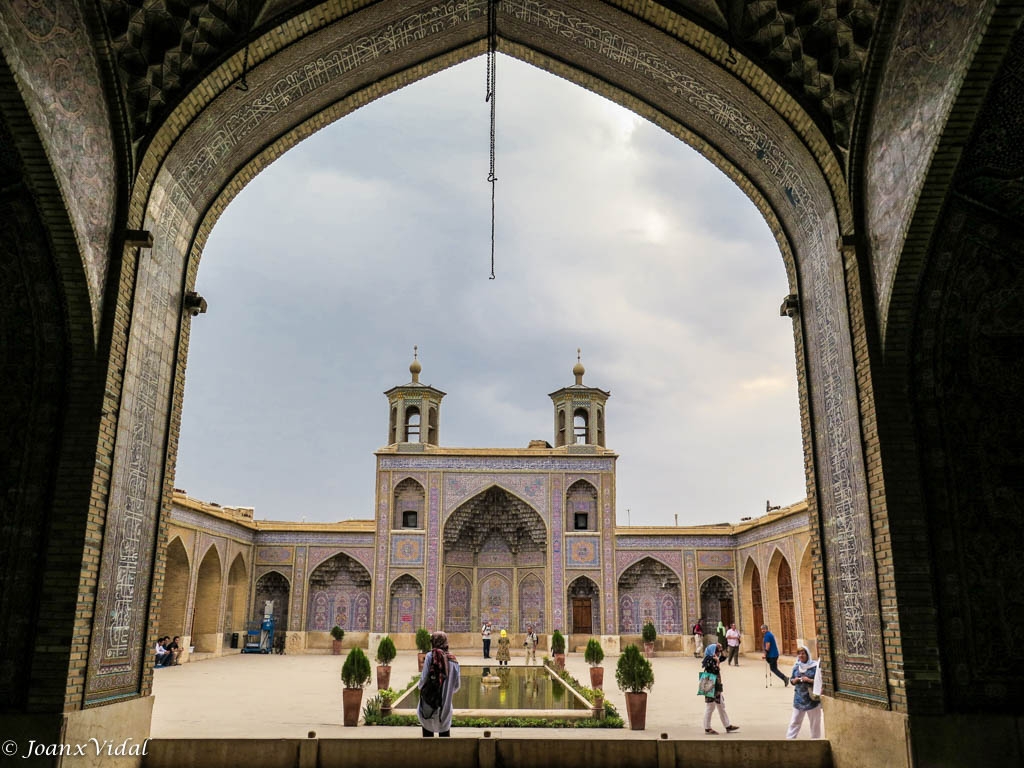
[417,631,461,737]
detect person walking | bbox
[787,645,823,738]
[725,623,741,666]
[701,643,739,735]
[496,629,511,666]
[481,620,492,659]
[761,624,789,686]
[692,619,704,657]
[523,625,538,665]
[417,631,461,737]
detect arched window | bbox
[573,408,588,444]
[404,406,420,442]
[597,408,604,447]
[427,407,438,444]
[558,410,566,446]
[389,407,397,444]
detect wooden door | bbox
[572,598,592,635]
[720,598,734,628]
[778,558,797,654]
[751,565,764,650]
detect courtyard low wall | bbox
[143,738,831,768]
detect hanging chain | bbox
[486,0,498,279]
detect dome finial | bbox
[573,347,585,385]
[410,345,422,382]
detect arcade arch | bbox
[253,571,291,629]
[157,537,190,638]
[699,575,735,631]
[225,554,249,637]
[568,575,600,636]
[741,557,765,653]
[389,574,423,633]
[191,545,223,653]
[306,553,372,632]
[617,557,681,634]
[767,549,797,656]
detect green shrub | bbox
[330,625,345,641]
[341,647,372,689]
[641,620,657,644]
[584,638,604,666]
[415,628,432,653]
[376,635,397,666]
[551,630,566,655]
[615,644,654,694]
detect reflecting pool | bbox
[395,665,589,711]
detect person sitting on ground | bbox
[154,637,170,667]
[165,636,181,665]
[701,643,739,735]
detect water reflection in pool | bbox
[396,666,588,710]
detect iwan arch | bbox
[2,1,1022,767]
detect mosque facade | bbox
[161,357,814,658]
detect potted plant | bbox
[379,688,396,717]
[341,647,372,726]
[616,643,654,730]
[375,635,396,690]
[585,637,605,689]
[415,628,432,672]
[641,620,657,658]
[550,629,566,670]
[330,625,345,655]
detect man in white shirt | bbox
[725,623,741,666]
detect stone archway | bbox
[443,485,546,633]
[767,549,797,656]
[225,554,249,639]
[306,553,372,631]
[191,545,223,653]
[157,537,191,639]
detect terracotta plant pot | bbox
[417,652,426,672]
[376,665,391,690]
[554,652,566,670]
[380,704,392,718]
[589,666,604,689]
[643,642,655,658]
[342,688,363,727]
[332,639,343,655]
[624,691,647,730]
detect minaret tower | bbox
[549,349,610,447]
[384,347,446,445]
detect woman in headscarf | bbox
[495,629,511,666]
[701,643,739,735]
[417,631,461,737]
[787,645,822,738]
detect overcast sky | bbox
[175,54,806,527]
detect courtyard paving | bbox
[150,648,822,741]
